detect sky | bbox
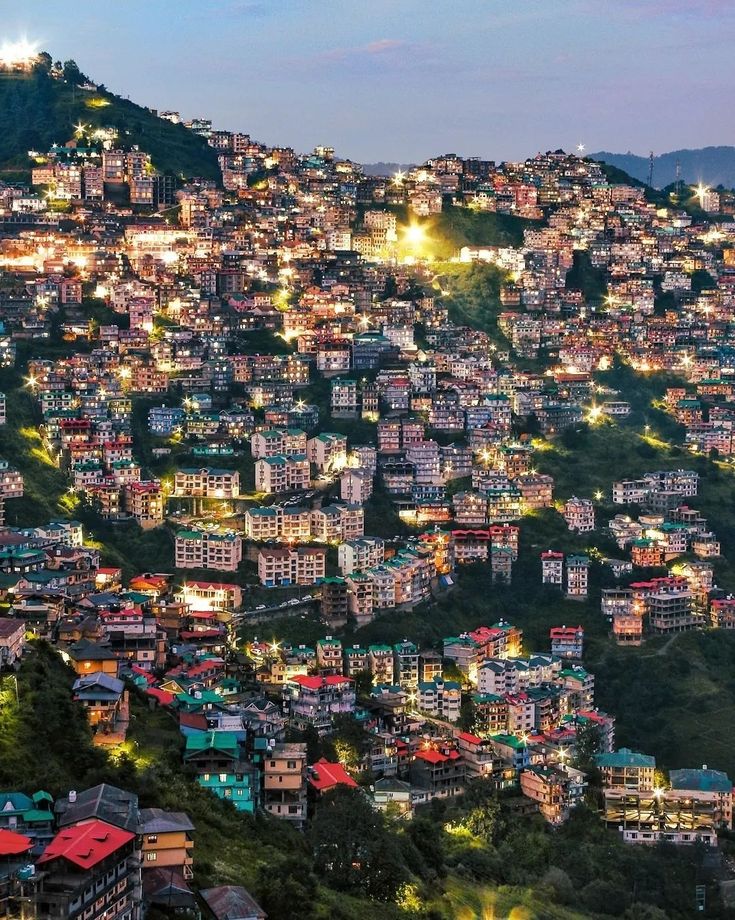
[5,0,735,163]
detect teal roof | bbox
[669,767,732,793]
[595,748,655,769]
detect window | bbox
[146,835,158,844]
[146,852,157,862]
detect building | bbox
[541,551,564,586]
[124,481,163,529]
[255,455,310,494]
[173,468,240,499]
[418,677,462,722]
[184,731,257,813]
[35,820,141,920]
[138,809,194,875]
[338,537,385,575]
[257,546,326,586]
[340,468,373,504]
[0,618,25,667]
[520,765,586,824]
[175,529,242,572]
[563,497,595,533]
[549,626,584,658]
[283,674,356,734]
[261,742,307,826]
[410,746,465,799]
[565,555,589,599]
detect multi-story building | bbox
[261,742,307,826]
[541,550,564,586]
[124,481,163,529]
[563,497,595,533]
[418,677,462,721]
[338,537,385,575]
[255,454,310,494]
[174,529,242,572]
[257,546,326,586]
[35,820,141,920]
[282,674,356,734]
[184,731,257,812]
[173,468,240,499]
[565,555,589,599]
[549,625,584,658]
[340,468,373,504]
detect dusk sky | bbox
[6,0,735,163]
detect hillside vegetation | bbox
[0,66,220,179]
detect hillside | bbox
[591,146,735,189]
[0,63,220,180]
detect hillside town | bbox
[2,49,735,920]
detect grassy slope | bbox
[0,69,220,179]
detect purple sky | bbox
[6,0,735,162]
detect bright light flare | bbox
[402,223,427,247]
[0,39,39,68]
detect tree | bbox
[62,60,87,85]
[572,721,603,773]
[310,787,408,902]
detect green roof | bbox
[185,730,240,756]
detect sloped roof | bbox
[38,820,134,869]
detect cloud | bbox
[302,37,441,73]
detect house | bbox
[261,742,307,825]
[282,674,356,734]
[72,673,129,743]
[55,784,140,833]
[35,820,140,920]
[549,626,584,659]
[306,758,358,795]
[0,618,25,667]
[520,764,586,824]
[410,746,465,799]
[66,639,119,677]
[184,731,258,813]
[138,808,194,875]
[418,677,461,722]
[563,497,595,533]
[200,886,267,920]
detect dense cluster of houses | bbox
[1,95,735,920]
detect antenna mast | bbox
[648,151,654,188]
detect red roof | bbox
[290,674,322,690]
[146,687,176,706]
[415,748,460,764]
[308,758,358,792]
[0,829,32,856]
[456,731,483,745]
[38,820,135,870]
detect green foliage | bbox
[566,249,608,302]
[0,67,219,179]
[310,787,409,901]
[434,262,508,340]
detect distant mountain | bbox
[591,147,735,190]
[0,57,220,180]
[361,162,415,177]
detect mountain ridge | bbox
[591,146,735,189]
